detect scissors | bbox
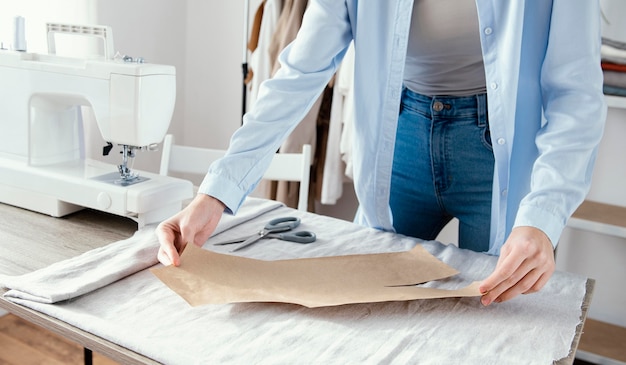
[213,216,316,252]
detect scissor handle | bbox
[265,216,300,232]
[275,231,316,244]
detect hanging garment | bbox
[321,42,355,204]
[248,0,283,107]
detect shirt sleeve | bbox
[513,0,607,246]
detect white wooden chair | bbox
[159,134,312,211]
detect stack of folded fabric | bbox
[602,37,626,97]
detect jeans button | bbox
[433,101,444,112]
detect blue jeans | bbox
[389,88,494,252]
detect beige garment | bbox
[268,0,308,77]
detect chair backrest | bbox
[159,134,312,211]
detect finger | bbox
[479,251,524,295]
[493,268,543,303]
[481,255,537,306]
[155,222,177,248]
[156,223,182,266]
[523,271,552,295]
[158,243,181,266]
[157,248,173,266]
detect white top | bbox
[403,0,486,96]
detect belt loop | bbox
[476,93,487,127]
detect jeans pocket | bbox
[480,123,493,151]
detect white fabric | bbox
[0,198,283,304]
[1,202,587,365]
[248,0,283,109]
[601,43,626,64]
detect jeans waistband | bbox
[401,87,488,125]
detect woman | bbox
[157,0,607,306]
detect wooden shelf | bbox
[577,318,626,364]
[569,200,626,239]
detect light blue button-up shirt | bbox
[200,0,607,254]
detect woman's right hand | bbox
[156,194,226,266]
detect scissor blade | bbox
[213,236,249,246]
[230,234,263,252]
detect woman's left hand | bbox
[479,226,555,306]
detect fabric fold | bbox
[0,198,283,304]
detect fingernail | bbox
[481,297,491,306]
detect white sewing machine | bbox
[0,23,193,227]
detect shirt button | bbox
[497,138,506,145]
[501,189,508,197]
[484,27,493,35]
[490,82,498,90]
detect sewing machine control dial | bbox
[97,192,112,209]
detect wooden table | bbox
[0,202,593,364]
[0,203,158,364]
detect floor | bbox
[0,314,118,365]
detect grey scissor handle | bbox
[267,230,316,244]
[265,216,300,232]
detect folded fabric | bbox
[604,84,626,97]
[602,44,626,65]
[602,61,626,73]
[0,197,283,304]
[603,70,626,88]
[603,37,626,51]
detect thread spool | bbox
[13,16,27,52]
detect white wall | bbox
[600,0,626,43]
[0,0,95,53]
[183,1,253,152]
